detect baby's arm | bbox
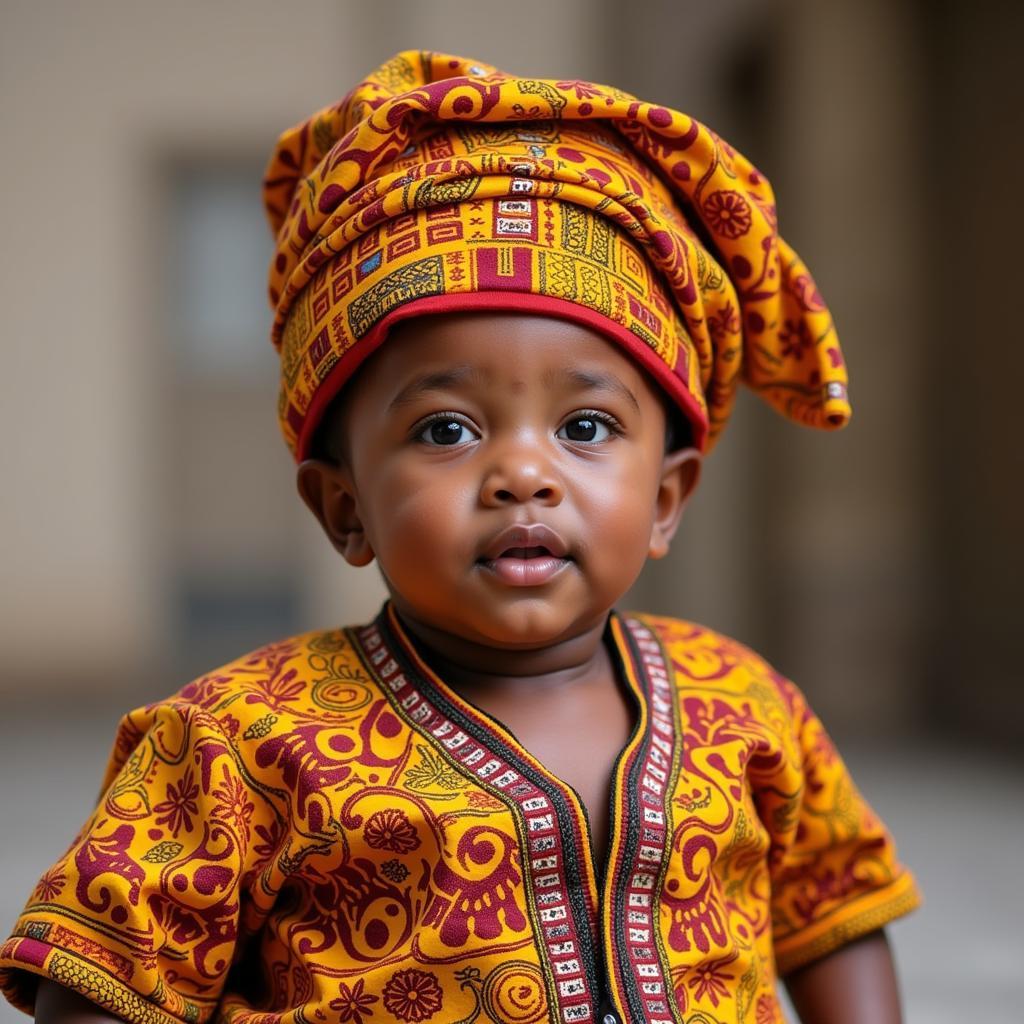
[35,980,122,1024]
[783,927,902,1023]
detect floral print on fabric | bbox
[329,978,377,1024]
[363,809,421,854]
[0,605,919,1024]
[381,969,444,1022]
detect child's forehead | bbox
[360,311,656,399]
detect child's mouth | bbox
[500,546,550,559]
[479,548,571,586]
[477,527,572,587]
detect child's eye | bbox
[557,414,616,443]
[416,415,480,447]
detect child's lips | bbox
[477,524,572,586]
[480,552,571,586]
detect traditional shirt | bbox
[0,605,919,1024]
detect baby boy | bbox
[1,50,919,1024]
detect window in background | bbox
[163,159,304,682]
[172,165,279,383]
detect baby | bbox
[1,51,919,1024]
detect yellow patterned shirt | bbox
[0,605,919,1024]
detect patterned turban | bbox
[264,50,850,459]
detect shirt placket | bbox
[598,616,682,1024]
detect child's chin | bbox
[467,600,597,648]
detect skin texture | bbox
[784,929,904,1023]
[34,311,904,1024]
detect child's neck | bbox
[389,601,632,876]
[391,602,613,694]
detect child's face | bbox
[298,311,700,650]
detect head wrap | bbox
[264,50,850,459]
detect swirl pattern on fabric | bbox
[263,50,851,459]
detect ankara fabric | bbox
[264,51,851,459]
[0,608,919,1024]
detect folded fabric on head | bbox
[263,49,850,460]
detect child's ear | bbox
[648,447,702,560]
[296,460,375,567]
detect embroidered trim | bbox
[603,617,682,1024]
[773,873,922,975]
[0,939,194,1024]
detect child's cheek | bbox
[371,468,479,564]
[571,449,659,526]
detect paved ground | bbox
[1,702,1021,1023]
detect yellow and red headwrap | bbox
[264,50,850,459]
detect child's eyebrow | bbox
[547,368,641,413]
[387,365,480,410]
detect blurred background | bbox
[1,1,1021,1021]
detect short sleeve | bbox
[0,702,280,1024]
[762,678,922,974]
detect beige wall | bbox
[760,0,929,733]
[920,0,1024,743]
[1,1,357,684]
[6,0,1008,745]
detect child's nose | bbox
[479,443,564,507]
